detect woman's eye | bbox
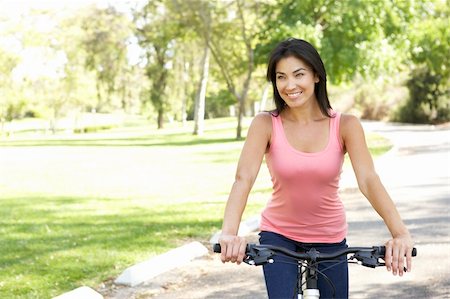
[277,76,284,80]
[296,73,304,77]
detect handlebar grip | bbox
[379,246,417,257]
[213,243,221,253]
[212,243,252,253]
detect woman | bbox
[218,38,414,298]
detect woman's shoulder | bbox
[249,112,273,135]
[339,113,363,134]
[339,113,361,124]
[253,111,274,124]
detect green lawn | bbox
[0,116,391,298]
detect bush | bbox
[205,89,236,119]
[3,100,27,121]
[393,67,450,124]
[354,83,389,120]
[73,125,115,134]
[352,78,407,121]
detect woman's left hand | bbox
[384,233,414,276]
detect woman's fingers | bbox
[385,242,392,272]
[405,247,413,272]
[236,240,247,264]
[385,236,414,276]
[219,235,246,264]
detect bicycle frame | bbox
[297,252,329,299]
[213,244,417,299]
[300,261,320,299]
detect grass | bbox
[0,116,392,298]
[0,196,263,298]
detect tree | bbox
[395,0,450,123]
[0,48,20,132]
[81,5,132,112]
[193,42,209,135]
[192,9,211,136]
[255,0,419,83]
[207,0,262,138]
[169,0,212,135]
[0,8,82,132]
[134,0,180,128]
[173,0,266,138]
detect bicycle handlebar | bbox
[213,243,417,267]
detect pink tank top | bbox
[260,112,347,243]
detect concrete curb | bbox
[53,286,103,299]
[114,241,208,287]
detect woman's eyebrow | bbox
[276,67,308,75]
[293,67,307,73]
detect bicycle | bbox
[213,243,417,299]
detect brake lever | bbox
[352,250,384,268]
[245,247,276,266]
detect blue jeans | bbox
[259,231,349,299]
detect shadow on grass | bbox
[0,195,223,263]
[0,195,223,298]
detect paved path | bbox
[102,121,450,299]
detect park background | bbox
[0,0,448,298]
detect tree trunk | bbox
[236,95,244,139]
[193,45,210,136]
[181,60,189,127]
[259,83,270,112]
[95,80,102,113]
[157,107,164,129]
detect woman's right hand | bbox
[218,234,247,265]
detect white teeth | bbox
[287,91,302,97]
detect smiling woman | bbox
[217,38,413,299]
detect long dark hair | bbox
[266,38,332,117]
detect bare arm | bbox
[219,113,271,264]
[341,114,413,276]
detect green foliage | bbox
[0,36,22,121]
[3,99,27,121]
[205,89,237,119]
[73,125,116,134]
[394,67,450,124]
[393,0,450,123]
[352,74,409,121]
[255,0,449,124]
[354,82,390,121]
[255,0,417,83]
[408,1,449,79]
[0,0,448,128]
[135,0,184,128]
[80,6,133,112]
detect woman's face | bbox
[275,56,319,109]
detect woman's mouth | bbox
[286,91,302,99]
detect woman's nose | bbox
[286,77,297,89]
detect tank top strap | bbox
[330,111,343,150]
[270,113,283,143]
